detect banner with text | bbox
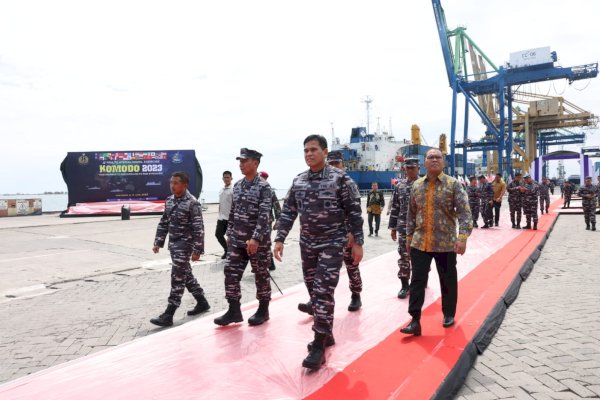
[60,150,202,206]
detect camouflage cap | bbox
[404,157,419,167]
[514,172,522,177]
[327,151,344,163]
[236,148,262,160]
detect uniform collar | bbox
[308,166,328,180]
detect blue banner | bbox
[60,150,202,206]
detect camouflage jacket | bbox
[479,182,494,204]
[538,182,551,197]
[407,173,472,253]
[154,190,204,254]
[523,181,539,200]
[563,184,574,197]
[466,184,481,204]
[227,175,273,248]
[507,180,523,200]
[275,165,364,249]
[577,185,598,206]
[388,177,416,233]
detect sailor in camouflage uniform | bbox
[539,176,551,214]
[507,172,524,228]
[578,176,598,231]
[389,157,420,298]
[150,171,210,327]
[478,175,494,228]
[466,176,481,228]
[274,135,364,371]
[562,181,574,208]
[214,148,273,327]
[522,174,539,230]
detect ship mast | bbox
[362,96,373,135]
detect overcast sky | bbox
[1,0,599,195]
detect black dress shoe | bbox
[443,316,455,328]
[221,252,227,260]
[397,287,409,299]
[400,319,421,336]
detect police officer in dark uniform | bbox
[274,135,364,371]
[507,172,524,228]
[150,171,210,327]
[214,148,273,327]
[578,176,598,230]
[466,175,481,228]
[389,157,420,298]
[478,175,494,228]
[522,174,539,230]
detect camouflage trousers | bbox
[469,202,480,226]
[300,244,343,336]
[583,203,596,225]
[396,230,411,280]
[343,245,362,293]
[480,201,493,225]
[523,198,538,225]
[508,197,522,224]
[224,244,271,302]
[168,249,205,307]
[564,194,572,207]
[539,195,550,212]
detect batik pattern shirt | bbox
[407,173,472,253]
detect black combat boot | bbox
[524,220,531,229]
[298,300,313,315]
[187,294,210,316]
[533,222,537,230]
[516,218,522,229]
[348,293,362,311]
[400,319,421,336]
[307,334,336,351]
[398,278,410,299]
[302,332,327,370]
[214,299,243,326]
[546,208,549,214]
[150,304,177,327]
[248,300,270,326]
[586,223,590,230]
[592,223,596,231]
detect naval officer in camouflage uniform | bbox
[507,172,524,228]
[389,157,420,298]
[296,150,363,314]
[150,171,210,327]
[562,181,574,208]
[539,177,551,214]
[578,176,598,231]
[522,174,539,230]
[214,148,273,327]
[274,134,364,371]
[466,176,481,228]
[478,175,494,228]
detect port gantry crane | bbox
[431,0,598,176]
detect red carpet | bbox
[0,200,560,400]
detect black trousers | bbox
[493,200,502,224]
[368,213,381,234]
[408,248,457,320]
[215,219,228,252]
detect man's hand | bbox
[352,243,363,265]
[390,229,397,241]
[226,236,231,247]
[152,245,160,254]
[246,239,259,255]
[191,253,201,262]
[406,241,411,255]
[346,233,355,248]
[454,241,467,255]
[273,242,284,261]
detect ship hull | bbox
[346,171,398,190]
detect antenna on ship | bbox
[330,122,335,145]
[362,96,373,134]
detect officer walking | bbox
[522,174,539,230]
[478,175,494,228]
[214,148,273,327]
[150,171,210,327]
[466,176,481,228]
[274,135,364,371]
[389,157,420,298]
[507,173,524,229]
[578,176,597,231]
[563,181,574,208]
[539,176,551,214]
